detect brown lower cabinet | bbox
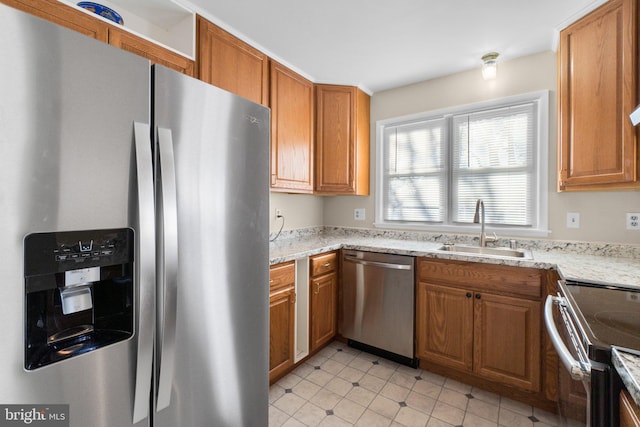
[309,251,338,352]
[269,261,296,383]
[416,258,556,412]
[269,252,339,384]
[621,389,640,427]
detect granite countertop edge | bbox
[612,348,640,407]
[269,230,640,290]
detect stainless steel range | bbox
[545,280,640,427]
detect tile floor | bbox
[269,341,569,427]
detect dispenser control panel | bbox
[25,228,133,275]
[53,238,116,262]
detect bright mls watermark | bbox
[0,405,69,426]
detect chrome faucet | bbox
[473,199,497,247]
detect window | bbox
[376,91,549,237]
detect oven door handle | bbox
[544,295,590,381]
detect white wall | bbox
[269,192,324,232]
[277,51,640,244]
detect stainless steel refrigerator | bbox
[0,4,269,427]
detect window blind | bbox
[383,118,447,222]
[452,103,536,226]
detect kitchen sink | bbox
[437,244,532,259]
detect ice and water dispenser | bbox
[24,228,134,370]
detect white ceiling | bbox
[186,0,607,94]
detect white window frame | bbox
[375,90,550,237]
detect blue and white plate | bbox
[77,2,124,25]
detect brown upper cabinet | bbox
[315,85,370,195]
[4,0,108,41]
[109,27,195,77]
[9,0,372,195]
[558,0,640,191]
[197,16,269,106]
[4,0,195,76]
[270,61,315,193]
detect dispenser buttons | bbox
[79,240,93,252]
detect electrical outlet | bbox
[275,208,283,219]
[566,212,580,229]
[354,208,365,221]
[627,213,640,230]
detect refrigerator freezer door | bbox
[0,5,151,427]
[152,65,270,427]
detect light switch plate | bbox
[354,208,365,221]
[566,212,580,229]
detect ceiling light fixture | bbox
[481,52,499,80]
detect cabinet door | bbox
[473,292,541,392]
[416,282,473,371]
[4,0,108,41]
[315,85,370,195]
[109,27,195,76]
[621,389,640,427]
[269,289,295,382]
[558,0,638,190]
[270,61,315,193]
[197,16,268,105]
[310,273,337,352]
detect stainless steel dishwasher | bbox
[340,250,417,366]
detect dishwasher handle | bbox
[343,255,412,270]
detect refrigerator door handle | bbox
[132,121,155,423]
[156,127,179,412]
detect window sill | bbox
[372,221,551,238]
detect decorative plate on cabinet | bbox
[77,2,124,25]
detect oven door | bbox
[545,294,590,426]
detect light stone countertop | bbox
[269,227,640,394]
[612,348,640,407]
[269,227,640,289]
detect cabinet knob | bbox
[314,282,320,294]
[466,292,472,298]
[323,262,331,268]
[475,294,481,299]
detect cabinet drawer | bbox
[310,252,337,277]
[270,261,295,293]
[418,258,541,299]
